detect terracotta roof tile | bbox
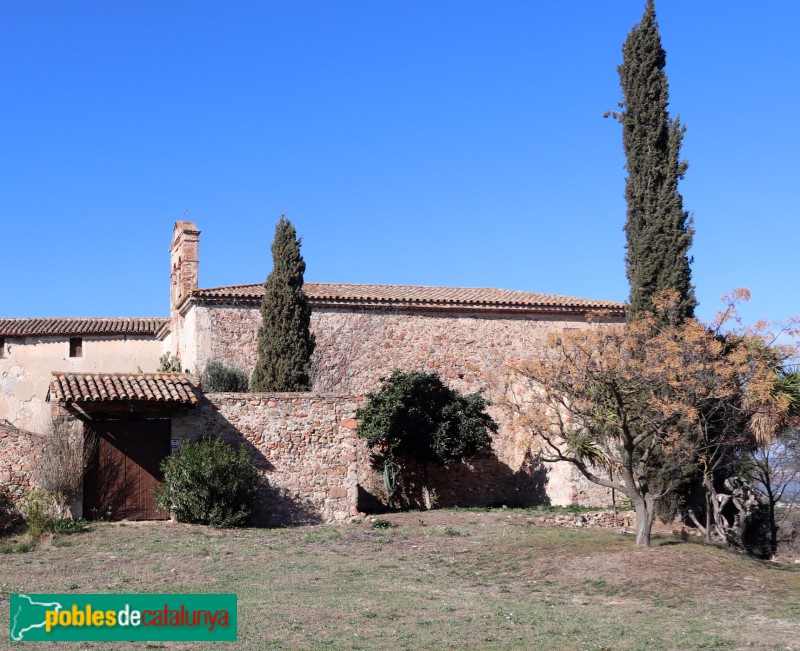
[191,282,625,314]
[49,372,197,405]
[0,318,170,339]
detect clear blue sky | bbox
[1,1,797,325]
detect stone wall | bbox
[170,391,605,525]
[0,420,40,499]
[171,393,366,524]
[1,304,618,515]
[1,387,610,520]
[191,304,617,507]
[206,305,260,375]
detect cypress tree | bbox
[615,0,696,321]
[250,216,315,391]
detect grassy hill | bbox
[1,509,798,650]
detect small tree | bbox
[356,371,497,509]
[155,436,259,527]
[251,215,315,392]
[202,361,249,392]
[506,291,797,547]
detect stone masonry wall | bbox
[171,393,367,524]
[0,420,40,499]
[204,305,260,375]
[171,391,566,524]
[197,305,618,507]
[1,403,85,505]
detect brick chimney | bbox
[170,221,200,358]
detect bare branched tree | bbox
[32,418,97,518]
[747,428,800,554]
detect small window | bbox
[69,337,83,358]
[0,338,5,359]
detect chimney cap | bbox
[173,220,200,233]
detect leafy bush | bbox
[22,490,58,539]
[743,502,773,559]
[155,436,259,527]
[357,371,497,509]
[0,487,24,537]
[202,361,249,392]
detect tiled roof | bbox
[49,372,197,405]
[0,318,170,339]
[190,282,626,315]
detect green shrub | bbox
[743,502,773,559]
[155,436,259,527]
[0,487,24,537]
[15,540,35,553]
[357,371,497,509]
[202,361,249,392]
[53,518,89,535]
[23,490,57,539]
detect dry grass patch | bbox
[0,510,798,650]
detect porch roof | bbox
[48,372,198,405]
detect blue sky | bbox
[1,1,797,325]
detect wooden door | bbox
[83,419,171,520]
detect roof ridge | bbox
[51,371,189,377]
[189,281,626,312]
[194,282,263,290]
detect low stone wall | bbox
[1,391,612,523]
[171,393,368,525]
[172,392,572,525]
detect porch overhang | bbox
[48,372,199,406]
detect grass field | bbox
[1,509,799,650]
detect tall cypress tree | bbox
[250,216,315,391]
[615,0,696,321]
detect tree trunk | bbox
[633,496,654,547]
[421,462,432,510]
[765,485,778,555]
[612,488,618,527]
[704,479,714,544]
